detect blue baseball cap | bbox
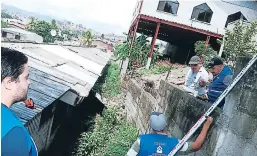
[149,112,167,131]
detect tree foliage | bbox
[82,30,94,46]
[27,18,57,43]
[1,21,9,28]
[114,34,159,69]
[1,12,13,19]
[94,62,121,98]
[219,21,257,63]
[72,107,138,156]
[194,41,218,66]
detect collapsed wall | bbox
[124,57,257,156]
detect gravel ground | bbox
[141,66,190,89]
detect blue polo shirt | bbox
[1,104,38,156]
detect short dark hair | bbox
[1,47,28,82]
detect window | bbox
[157,0,179,15]
[225,12,247,28]
[15,35,20,40]
[2,31,7,37]
[191,3,213,23]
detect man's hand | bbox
[199,79,207,87]
[198,94,208,100]
[192,117,213,151]
[204,117,213,128]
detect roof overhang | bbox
[130,14,223,39]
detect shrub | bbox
[194,41,218,66]
[114,34,159,70]
[94,62,122,98]
[102,62,122,97]
[218,21,257,64]
[72,107,138,156]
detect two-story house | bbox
[129,0,257,67]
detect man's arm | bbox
[126,138,140,156]
[2,127,31,156]
[178,117,213,155]
[223,75,233,86]
[191,117,213,151]
[184,70,191,87]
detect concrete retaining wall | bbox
[124,57,257,155]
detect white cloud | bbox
[2,0,138,33]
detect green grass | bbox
[139,65,172,76]
[94,62,122,98]
[72,107,138,156]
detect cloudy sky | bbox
[2,0,138,34]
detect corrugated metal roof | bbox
[39,45,104,76]
[213,1,257,22]
[64,46,112,66]
[11,72,69,124]
[1,28,36,35]
[55,63,98,86]
[2,42,112,124]
[1,42,112,97]
[22,47,67,66]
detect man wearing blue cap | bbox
[126,112,213,156]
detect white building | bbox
[2,18,28,30]
[1,28,43,43]
[129,0,257,66]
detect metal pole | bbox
[146,22,160,69]
[149,22,160,58]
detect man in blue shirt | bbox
[126,112,213,156]
[207,57,233,108]
[1,47,38,156]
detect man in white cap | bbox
[184,56,209,98]
[126,112,213,156]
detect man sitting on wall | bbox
[206,57,233,108]
[183,56,209,98]
[126,112,213,156]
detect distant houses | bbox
[1,28,43,43]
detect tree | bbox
[1,21,9,28]
[62,30,73,41]
[82,30,93,46]
[101,34,104,39]
[27,19,54,43]
[194,41,218,66]
[28,17,38,32]
[50,19,60,42]
[219,21,257,64]
[114,34,159,69]
[1,12,13,19]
